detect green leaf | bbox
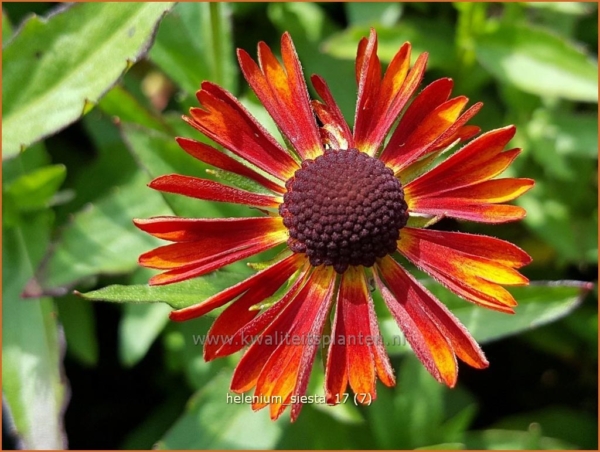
[157,372,284,449]
[24,171,172,296]
[4,164,66,212]
[526,2,595,16]
[3,8,14,42]
[2,2,174,158]
[98,85,169,133]
[150,2,236,95]
[57,294,98,367]
[78,271,244,311]
[438,404,478,444]
[519,179,598,264]
[463,428,574,450]
[491,406,598,450]
[344,3,402,27]
[323,21,456,71]
[416,443,465,450]
[120,394,189,449]
[2,142,50,186]
[58,113,140,216]
[119,303,171,367]
[367,355,445,449]
[474,22,598,102]
[120,122,241,219]
[2,211,67,449]
[165,317,230,390]
[275,404,370,449]
[382,281,592,355]
[527,108,598,163]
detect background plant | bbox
[2,2,597,449]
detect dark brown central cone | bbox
[279,148,409,273]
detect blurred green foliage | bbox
[2,2,597,450]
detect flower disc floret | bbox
[280,148,409,273]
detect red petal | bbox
[431,124,481,151]
[237,33,322,160]
[139,223,285,269]
[381,78,454,157]
[397,228,531,312]
[407,178,534,223]
[148,233,287,286]
[311,74,353,149]
[405,126,517,197]
[168,253,306,321]
[375,256,488,370]
[149,174,281,208]
[230,267,330,393]
[413,177,533,203]
[409,202,527,224]
[325,292,349,403]
[339,267,376,398]
[404,274,488,369]
[365,281,396,387]
[379,42,412,113]
[354,30,381,136]
[290,267,337,421]
[176,137,285,194]
[355,37,427,156]
[382,96,469,170]
[326,265,397,402]
[205,260,310,360]
[134,216,284,243]
[254,335,303,416]
[188,82,299,181]
[231,266,337,421]
[374,257,458,387]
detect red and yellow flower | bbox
[135,30,533,421]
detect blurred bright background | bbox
[2,2,598,450]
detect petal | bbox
[231,266,334,395]
[238,33,322,160]
[412,177,534,203]
[404,275,488,370]
[149,174,281,208]
[176,137,285,194]
[356,40,428,156]
[168,253,306,321]
[409,203,527,224]
[375,256,487,370]
[324,294,349,403]
[339,267,376,398]
[139,223,285,269]
[290,267,337,421]
[188,82,299,181]
[205,259,310,360]
[365,281,396,387]
[379,42,412,112]
[311,74,353,149]
[381,96,470,171]
[354,29,381,142]
[407,178,534,223]
[254,337,303,416]
[397,227,531,312]
[430,124,481,152]
[147,231,287,286]
[374,256,458,387]
[405,126,518,198]
[381,78,454,156]
[134,216,285,243]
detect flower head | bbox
[135,29,533,421]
